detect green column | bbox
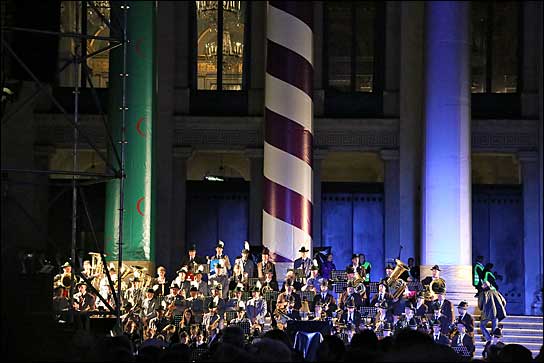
[105,1,156,265]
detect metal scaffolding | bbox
[0,1,128,330]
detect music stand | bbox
[331,270,347,281]
[368,282,379,294]
[408,281,423,291]
[300,290,316,303]
[236,321,251,335]
[248,278,260,288]
[334,281,347,293]
[190,347,207,362]
[452,346,471,358]
[199,264,210,274]
[359,306,377,317]
[225,310,238,323]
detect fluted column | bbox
[381,149,400,262]
[263,1,313,278]
[422,2,474,307]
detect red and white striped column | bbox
[263,1,313,275]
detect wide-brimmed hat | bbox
[234,283,244,292]
[351,254,359,260]
[455,320,466,327]
[457,301,469,309]
[262,247,270,255]
[61,262,71,268]
[189,244,197,251]
[346,266,355,274]
[170,283,180,289]
[146,288,155,293]
[299,246,310,253]
[216,241,225,249]
[416,291,425,299]
[385,264,394,270]
[320,279,328,287]
[190,286,198,292]
[311,265,319,271]
[431,265,441,271]
[251,285,261,292]
[208,301,218,309]
[76,281,86,287]
[176,266,188,274]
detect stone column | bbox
[421,2,474,307]
[248,1,266,115]
[263,2,313,278]
[246,148,264,246]
[380,149,400,262]
[312,149,328,247]
[399,1,424,263]
[518,151,542,315]
[171,147,192,271]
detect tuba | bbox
[386,259,409,299]
[425,277,446,301]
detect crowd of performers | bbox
[52,242,508,358]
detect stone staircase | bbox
[474,315,543,359]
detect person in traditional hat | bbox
[338,280,364,311]
[209,262,229,299]
[341,301,361,328]
[370,281,393,307]
[375,301,393,336]
[226,283,246,311]
[53,262,74,292]
[180,244,205,268]
[185,285,204,324]
[73,281,96,312]
[456,301,474,337]
[173,266,191,297]
[431,286,454,327]
[246,284,267,325]
[277,279,302,312]
[203,301,223,343]
[210,240,231,272]
[414,290,429,317]
[209,283,226,315]
[294,246,313,278]
[238,243,256,278]
[257,246,276,281]
[302,262,322,292]
[451,320,475,357]
[483,328,505,360]
[312,279,337,317]
[431,321,451,346]
[193,265,209,297]
[229,306,250,325]
[281,268,303,292]
[148,305,170,333]
[421,265,447,297]
[141,287,162,325]
[164,283,184,318]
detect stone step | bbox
[475,315,543,324]
[473,335,543,343]
[475,341,543,349]
[475,348,541,359]
[476,327,543,335]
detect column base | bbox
[420,264,479,315]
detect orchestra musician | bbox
[209,284,226,315]
[148,306,170,333]
[208,263,229,300]
[193,266,210,297]
[125,277,144,309]
[180,244,205,269]
[173,267,191,298]
[413,291,429,317]
[276,280,302,311]
[431,288,455,330]
[151,265,170,298]
[312,280,337,317]
[431,321,451,346]
[246,285,267,326]
[239,245,256,278]
[338,281,364,310]
[257,247,276,282]
[302,264,322,292]
[340,301,361,329]
[226,283,246,311]
[370,281,393,307]
[312,300,326,320]
[450,320,475,358]
[203,301,223,343]
[72,281,96,312]
[229,306,250,325]
[141,288,161,327]
[280,269,302,292]
[261,270,279,292]
[164,283,184,319]
[374,300,394,337]
[210,240,232,273]
[185,286,205,324]
[293,246,312,278]
[456,301,474,337]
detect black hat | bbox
[346,266,355,274]
[431,265,441,271]
[237,306,245,312]
[190,286,198,292]
[216,241,225,249]
[299,246,310,253]
[378,280,388,287]
[416,290,425,299]
[61,262,71,268]
[310,265,319,271]
[385,264,394,270]
[234,284,244,292]
[457,301,468,309]
[262,247,270,255]
[351,254,359,259]
[189,244,197,251]
[377,301,389,310]
[176,267,188,274]
[76,281,86,287]
[435,286,446,295]
[320,279,329,287]
[347,281,354,288]
[147,288,155,293]
[455,320,466,327]
[251,285,261,292]
[492,328,502,337]
[347,301,356,308]
[132,277,141,282]
[208,301,218,309]
[170,283,180,289]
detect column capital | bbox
[245,147,264,159]
[313,148,329,161]
[380,149,400,161]
[173,146,193,159]
[517,150,538,163]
